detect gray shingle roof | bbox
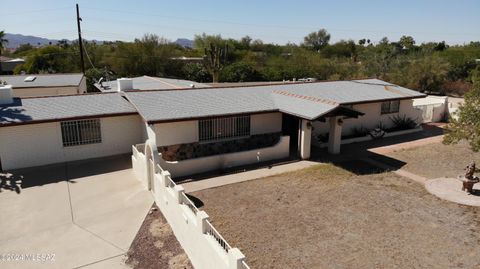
[0,73,84,88]
[126,79,425,122]
[0,93,137,125]
[95,76,210,92]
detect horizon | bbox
[1,0,479,46]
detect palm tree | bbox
[0,30,8,74]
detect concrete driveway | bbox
[0,155,153,269]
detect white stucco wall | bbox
[312,99,421,139]
[0,115,143,170]
[153,112,282,147]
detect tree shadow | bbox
[0,99,32,123]
[185,193,204,208]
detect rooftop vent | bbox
[24,76,36,82]
[0,85,14,105]
[117,78,133,91]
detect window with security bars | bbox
[61,119,102,147]
[381,100,400,114]
[199,116,250,142]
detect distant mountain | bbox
[174,38,194,48]
[5,33,194,49]
[4,33,60,48]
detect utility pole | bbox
[76,3,85,74]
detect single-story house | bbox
[0,56,25,75]
[0,79,426,178]
[94,76,210,92]
[0,73,87,97]
[0,85,143,170]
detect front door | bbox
[282,114,300,158]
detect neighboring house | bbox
[0,85,143,170]
[0,73,87,97]
[94,76,210,92]
[0,56,25,75]
[0,79,426,176]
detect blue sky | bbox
[1,0,479,45]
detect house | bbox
[0,79,425,177]
[94,75,210,92]
[0,85,143,170]
[0,56,25,75]
[0,73,87,97]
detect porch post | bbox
[328,116,342,154]
[300,119,312,159]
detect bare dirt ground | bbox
[386,141,480,179]
[192,164,480,269]
[126,203,193,269]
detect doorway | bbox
[282,114,300,158]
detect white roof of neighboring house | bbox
[413,95,448,106]
[94,76,210,92]
[0,73,84,88]
[125,79,426,123]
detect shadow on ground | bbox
[1,154,132,190]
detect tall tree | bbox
[195,34,229,83]
[303,29,330,52]
[443,70,480,151]
[399,35,416,50]
[0,30,8,73]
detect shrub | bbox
[389,115,418,131]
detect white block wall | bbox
[153,112,283,147]
[0,115,144,170]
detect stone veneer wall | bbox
[159,132,281,161]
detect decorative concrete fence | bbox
[132,144,251,269]
[160,136,290,178]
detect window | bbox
[199,115,250,142]
[61,119,102,147]
[381,100,400,114]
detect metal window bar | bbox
[199,116,250,142]
[61,119,101,147]
[205,220,232,253]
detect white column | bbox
[328,116,342,154]
[300,119,312,159]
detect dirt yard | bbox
[192,164,480,269]
[126,203,192,269]
[386,140,480,179]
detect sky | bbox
[1,0,479,45]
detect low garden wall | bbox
[159,136,290,178]
[132,142,251,269]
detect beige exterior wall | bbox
[312,99,422,145]
[153,112,282,147]
[250,112,282,135]
[12,86,81,98]
[0,115,143,170]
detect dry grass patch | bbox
[386,141,480,179]
[192,164,480,269]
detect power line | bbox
[0,7,71,16]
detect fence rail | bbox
[205,220,232,253]
[180,192,199,215]
[241,260,251,269]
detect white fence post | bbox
[228,248,246,269]
[162,171,171,187]
[174,185,185,204]
[196,211,209,233]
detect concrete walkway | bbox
[182,160,320,193]
[425,178,480,206]
[0,156,153,269]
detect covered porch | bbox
[283,106,365,159]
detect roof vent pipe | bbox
[117,78,133,91]
[0,85,14,105]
